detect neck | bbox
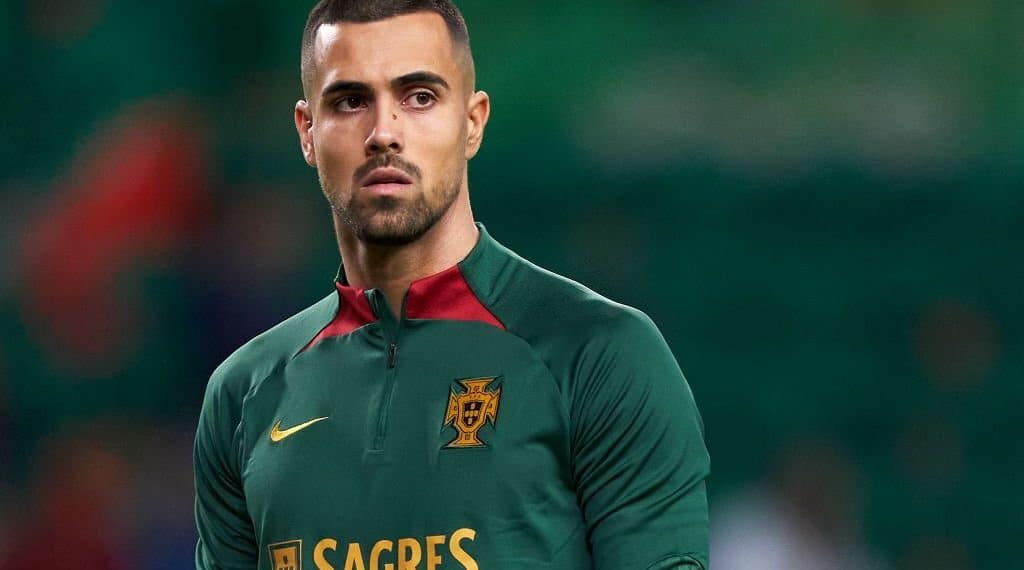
[334,193,478,319]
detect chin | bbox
[341,180,458,247]
[358,225,430,246]
[356,211,435,246]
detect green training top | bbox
[194,223,710,570]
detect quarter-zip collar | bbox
[304,223,505,351]
[337,223,503,326]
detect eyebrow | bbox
[320,71,451,100]
[393,71,450,91]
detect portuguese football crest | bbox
[444,377,501,448]
[268,540,302,570]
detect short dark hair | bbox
[300,0,471,97]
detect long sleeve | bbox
[194,369,259,569]
[570,310,710,569]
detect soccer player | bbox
[193,1,710,569]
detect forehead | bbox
[312,12,460,91]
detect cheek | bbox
[314,124,364,187]
[412,112,466,178]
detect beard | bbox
[321,155,463,247]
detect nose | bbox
[364,103,402,155]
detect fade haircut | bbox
[300,0,472,99]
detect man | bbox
[194,1,710,569]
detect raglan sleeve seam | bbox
[496,327,574,427]
[235,355,295,472]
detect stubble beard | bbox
[321,166,463,247]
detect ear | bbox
[294,100,317,167]
[465,90,491,160]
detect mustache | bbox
[352,154,422,186]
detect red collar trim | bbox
[404,265,504,330]
[302,262,503,352]
[300,283,376,352]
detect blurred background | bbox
[1,0,1021,568]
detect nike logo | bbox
[270,416,329,442]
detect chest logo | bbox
[270,416,329,442]
[444,377,502,448]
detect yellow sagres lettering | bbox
[344,543,366,570]
[369,539,393,570]
[314,539,338,570]
[270,416,330,442]
[450,528,478,570]
[309,530,477,570]
[424,535,444,570]
[269,540,303,570]
[397,538,421,570]
[311,539,365,570]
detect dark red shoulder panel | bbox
[301,284,377,352]
[405,265,505,330]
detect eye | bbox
[403,91,437,110]
[334,95,367,112]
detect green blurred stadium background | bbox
[1,1,1021,568]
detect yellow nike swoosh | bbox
[269,416,329,442]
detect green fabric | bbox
[194,224,709,569]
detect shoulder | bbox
[203,291,338,405]
[480,239,662,348]
[474,238,668,369]
[478,240,696,431]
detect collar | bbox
[304,223,505,351]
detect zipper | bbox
[386,343,398,368]
[372,343,399,450]
[371,292,404,451]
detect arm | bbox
[571,310,710,569]
[194,369,259,569]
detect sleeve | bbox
[570,310,710,570]
[194,369,259,569]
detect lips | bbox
[361,167,414,188]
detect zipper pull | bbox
[387,343,398,369]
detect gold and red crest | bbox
[268,540,302,570]
[444,377,501,448]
